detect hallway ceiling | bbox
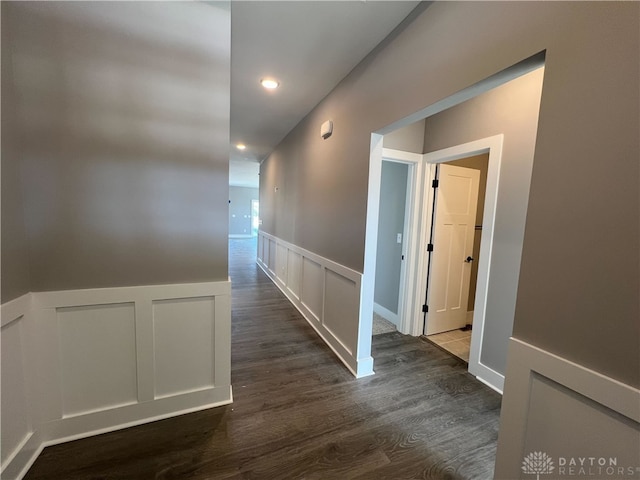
[229,1,421,188]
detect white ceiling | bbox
[229,1,420,188]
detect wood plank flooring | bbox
[24,238,501,480]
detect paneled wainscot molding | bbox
[1,281,232,480]
[257,231,374,378]
[494,338,640,479]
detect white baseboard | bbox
[468,309,505,393]
[1,281,232,480]
[494,337,640,479]
[257,232,374,378]
[40,387,233,445]
[469,359,505,394]
[373,302,399,326]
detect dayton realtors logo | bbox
[522,451,555,480]
[522,452,640,478]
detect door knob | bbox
[465,256,474,263]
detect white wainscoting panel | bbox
[268,239,276,274]
[276,244,288,286]
[287,250,302,300]
[1,309,32,470]
[301,257,323,322]
[1,281,231,480]
[1,294,41,480]
[153,297,216,399]
[522,374,639,461]
[57,303,138,417]
[257,231,373,378]
[323,270,358,356]
[257,234,265,263]
[494,338,640,479]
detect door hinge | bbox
[422,304,429,313]
[427,243,434,252]
[401,254,405,260]
[432,179,439,188]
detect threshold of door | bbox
[421,328,471,363]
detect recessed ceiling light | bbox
[236,143,246,150]
[260,78,280,90]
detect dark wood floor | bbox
[25,238,501,480]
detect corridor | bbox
[25,238,501,479]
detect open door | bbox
[425,164,480,335]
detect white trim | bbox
[363,136,507,393]
[380,148,424,336]
[419,134,505,392]
[2,433,42,480]
[257,231,373,378]
[2,389,233,480]
[3,432,36,477]
[381,148,423,163]
[359,134,384,374]
[259,232,360,283]
[398,165,413,331]
[494,337,640,478]
[475,375,503,395]
[1,281,232,480]
[1,292,32,328]
[472,363,504,396]
[507,338,640,422]
[228,234,255,239]
[1,309,35,476]
[373,302,398,326]
[415,162,435,336]
[41,388,233,445]
[33,281,230,308]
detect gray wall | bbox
[1,11,31,302]
[229,186,258,236]
[424,69,543,374]
[1,2,231,302]
[382,120,425,153]
[374,161,408,317]
[260,2,639,388]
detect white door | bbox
[425,164,480,335]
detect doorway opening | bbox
[229,159,261,267]
[423,153,489,362]
[360,57,545,392]
[251,199,260,237]
[369,148,423,338]
[371,159,411,336]
[417,135,505,389]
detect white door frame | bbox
[379,148,423,334]
[361,138,423,348]
[362,134,505,391]
[418,134,505,391]
[423,163,481,335]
